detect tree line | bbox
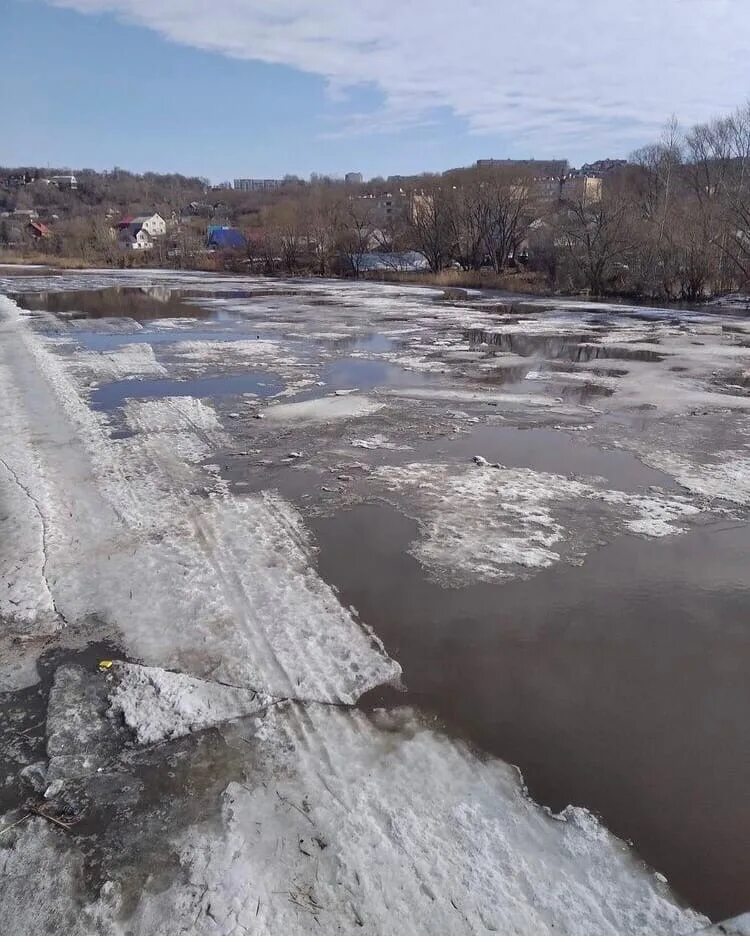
[243,103,750,300]
[5,104,750,299]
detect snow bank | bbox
[372,462,701,585]
[0,296,399,704]
[126,702,708,935]
[108,662,274,744]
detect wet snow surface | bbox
[1,268,749,931]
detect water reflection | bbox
[91,371,284,411]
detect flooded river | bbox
[0,268,747,931]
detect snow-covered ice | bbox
[108,662,275,745]
[641,449,750,505]
[86,703,708,935]
[262,394,385,424]
[73,343,165,380]
[372,461,701,585]
[123,395,222,434]
[0,296,399,703]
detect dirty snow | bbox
[119,703,708,935]
[350,433,412,451]
[108,662,274,745]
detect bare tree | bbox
[445,176,491,271]
[332,196,376,277]
[265,199,304,272]
[556,195,634,295]
[408,184,456,272]
[301,187,337,275]
[482,170,534,272]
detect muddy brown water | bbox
[309,504,750,921]
[223,420,747,919]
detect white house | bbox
[117,224,154,251]
[132,213,166,237]
[115,212,166,237]
[49,174,78,190]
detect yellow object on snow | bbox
[98,659,113,671]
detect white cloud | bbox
[49,0,750,153]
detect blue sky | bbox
[4,0,750,182]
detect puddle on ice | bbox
[351,333,397,353]
[465,328,667,363]
[320,333,398,355]
[472,369,615,403]
[466,328,599,357]
[309,504,750,921]
[90,371,284,411]
[14,287,205,321]
[317,357,441,392]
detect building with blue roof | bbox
[206,226,247,250]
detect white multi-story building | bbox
[233,178,282,192]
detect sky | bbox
[3,0,750,182]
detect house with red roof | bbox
[27,221,50,240]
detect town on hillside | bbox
[2,107,750,302]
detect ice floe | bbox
[642,449,750,505]
[123,395,222,434]
[262,394,385,424]
[73,343,165,380]
[350,433,412,451]
[372,461,701,585]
